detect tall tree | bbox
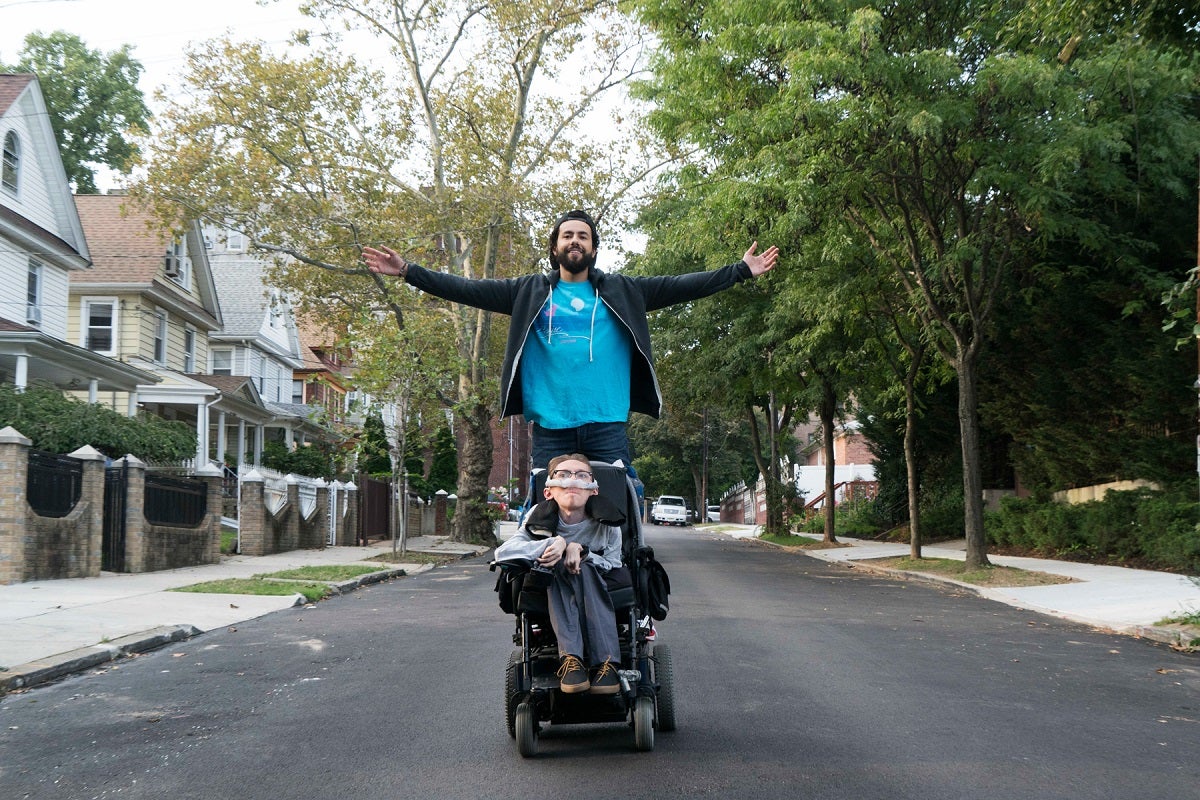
[137,0,651,544]
[8,31,150,192]
[635,0,1200,568]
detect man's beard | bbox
[553,246,596,275]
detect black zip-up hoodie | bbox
[403,260,753,419]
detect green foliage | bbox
[0,384,193,461]
[261,440,336,479]
[358,414,392,476]
[8,31,150,192]
[986,489,1200,573]
[422,424,458,496]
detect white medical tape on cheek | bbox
[544,478,599,490]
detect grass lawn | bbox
[759,532,850,550]
[255,565,384,582]
[170,578,332,603]
[365,551,461,566]
[861,556,1075,587]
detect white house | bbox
[0,74,155,398]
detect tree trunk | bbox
[904,355,922,559]
[819,383,838,543]
[451,398,498,546]
[955,350,990,569]
[764,391,788,536]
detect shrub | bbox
[985,488,1200,572]
[0,384,194,461]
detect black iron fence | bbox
[145,473,207,527]
[27,450,83,518]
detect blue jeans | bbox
[531,422,632,469]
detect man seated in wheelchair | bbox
[493,453,632,696]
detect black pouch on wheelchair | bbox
[636,546,671,621]
[492,562,527,614]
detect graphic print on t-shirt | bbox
[535,284,593,346]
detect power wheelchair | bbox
[491,461,674,756]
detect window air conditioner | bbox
[164,250,180,277]
[26,304,41,324]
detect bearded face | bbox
[552,243,597,274]
[550,219,597,275]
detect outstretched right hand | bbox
[363,245,408,278]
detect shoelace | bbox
[592,659,616,680]
[556,654,586,680]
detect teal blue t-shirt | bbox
[521,281,632,428]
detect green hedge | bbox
[0,384,194,461]
[985,489,1200,573]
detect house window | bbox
[183,328,196,372]
[257,355,266,393]
[268,289,282,328]
[2,131,19,193]
[84,299,116,354]
[152,310,168,363]
[292,379,305,404]
[26,259,43,325]
[163,236,191,286]
[273,363,283,402]
[211,348,232,376]
[226,229,244,252]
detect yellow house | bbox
[71,194,274,466]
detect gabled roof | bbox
[189,373,264,405]
[0,74,90,269]
[72,194,223,329]
[207,253,302,364]
[0,74,34,111]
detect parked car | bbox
[706,505,721,522]
[651,495,689,526]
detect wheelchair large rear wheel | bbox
[515,702,538,757]
[652,642,677,732]
[633,695,655,752]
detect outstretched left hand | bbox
[744,241,780,277]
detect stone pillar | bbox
[195,462,224,564]
[239,470,266,556]
[118,455,148,573]
[0,426,31,584]
[434,489,449,537]
[68,445,107,577]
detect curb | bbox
[0,624,200,694]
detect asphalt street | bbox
[0,525,1197,800]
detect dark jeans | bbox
[531,422,632,469]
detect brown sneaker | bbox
[589,659,620,695]
[557,654,589,693]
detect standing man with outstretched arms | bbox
[363,209,778,469]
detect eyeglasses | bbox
[550,469,593,481]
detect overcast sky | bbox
[0,0,312,101]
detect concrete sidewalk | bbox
[0,536,488,693]
[716,524,1200,650]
